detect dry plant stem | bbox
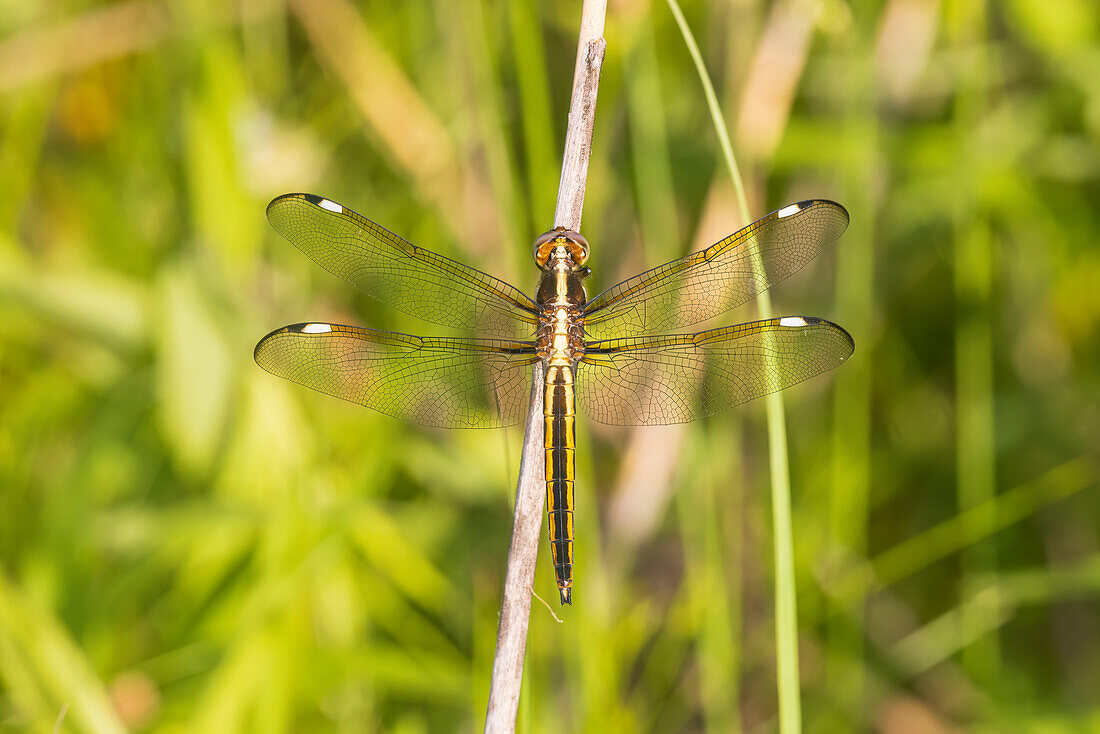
[484,2,606,732]
[484,362,547,732]
[0,1,170,93]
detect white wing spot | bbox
[780,317,809,327]
[301,323,333,333]
[776,204,802,218]
[316,198,343,213]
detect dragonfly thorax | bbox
[535,244,587,363]
[536,248,588,309]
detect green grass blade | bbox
[665,2,800,731]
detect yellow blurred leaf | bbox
[155,260,233,477]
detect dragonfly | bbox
[255,193,854,605]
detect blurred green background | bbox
[2,0,1099,731]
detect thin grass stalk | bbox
[826,13,875,725]
[454,0,525,273]
[677,419,742,733]
[951,0,999,684]
[508,1,559,225]
[665,1,801,731]
[483,2,607,732]
[624,12,741,728]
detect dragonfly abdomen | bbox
[543,363,576,606]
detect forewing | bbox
[254,323,538,428]
[583,200,849,339]
[267,194,539,338]
[576,317,854,425]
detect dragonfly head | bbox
[533,227,589,270]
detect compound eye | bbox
[563,231,589,267]
[532,229,561,267]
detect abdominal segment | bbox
[543,364,576,605]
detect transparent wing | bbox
[576,317,854,425]
[583,200,849,339]
[254,322,538,428]
[267,194,540,338]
